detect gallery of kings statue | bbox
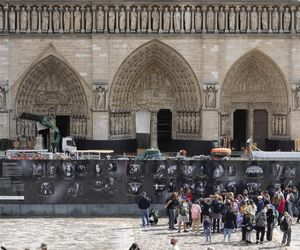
[0,0,300,154]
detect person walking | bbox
[255,206,267,244]
[137,192,151,227]
[281,211,293,247]
[165,192,179,230]
[223,205,236,242]
[191,200,202,234]
[177,198,189,233]
[266,203,276,241]
[203,215,212,243]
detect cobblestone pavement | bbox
[0,217,298,250]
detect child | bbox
[203,215,212,243]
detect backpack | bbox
[179,204,187,216]
[280,218,289,232]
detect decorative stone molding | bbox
[0,3,299,35]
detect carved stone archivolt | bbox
[0,3,298,35]
[220,49,289,137]
[109,39,201,140]
[15,55,88,137]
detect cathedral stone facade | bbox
[0,0,299,151]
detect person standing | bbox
[203,215,212,243]
[165,192,179,230]
[177,198,189,233]
[223,205,236,242]
[281,211,293,246]
[137,192,151,227]
[255,206,267,244]
[266,203,275,241]
[191,200,202,234]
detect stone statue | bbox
[96,87,106,110]
[64,7,71,32]
[119,7,126,32]
[0,89,4,110]
[131,7,137,31]
[206,87,216,108]
[218,7,225,32]
[85,7,92,32]
[272,8,279,31]
[163,7,170,31]
[97,6,104,31]
[251,7,258,31]
[141,7,148,31]
[42,6,49,32]
[207,6,214,31]
[52,6,60,32]
[261,7,268,31]
[108,8,115,31]
[74,6,81,32]
[9,7,16,31]
[31,6,38,32]
[195,7,202,31]
[229,8,235,31]
[283,8,291,31]
[185,7,191,31]
[296,8,300,32]
[240,7,247,32]
[295,88,300,108]
[174,7,180,32]
[0,7,3,31]
[152,7,159,31]
[20,6,28,32]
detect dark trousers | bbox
[297,210,300,222]
[242,226,246,241]
[213,218,220,233]
[267,222,274,241]
[168,208,176,228]
[256,226,265,242]
[282,227,292,245]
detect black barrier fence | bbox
[0,160,300,204]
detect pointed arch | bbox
[109,39,202,112]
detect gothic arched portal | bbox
[14,55,88,138]
[109,39,202,147]
[220,49,289,149]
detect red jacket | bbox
[277,197,286,213]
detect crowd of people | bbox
[162,185,299,247]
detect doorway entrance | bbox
[56,116,70,138]
[157,109,172,152]
[233,109,248,150]
[253,110,268,150]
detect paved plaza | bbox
[0,217,300,250]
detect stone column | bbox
[236,6,240,33]
[191,6,195,33]
[258,7,262,33]
[27,5,31,33]
[150,110,158,149]
[147,6,152,33]
[249,109,254,139]
[92,6,96,33]
[268,7,273,33]
[159,7,163,33]
[180,6,184,33]
[48,6,53,33]
[225,6,229,33]
[137,6,141,33]
[115,6,119,33]
[59,6,63,33]
[16,6,20,33]
[214,6,218,33]
[70,6,74,33]
[37,6,42,33]
[170,7,174,33]
[202,6,207,33]
[81,6,85,33]
[104,6,108,33]
[291,6,296,33]
[246,6,251,33]
[279,6,284,33]
[126,6,130,33]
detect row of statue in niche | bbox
[0,5,300,34]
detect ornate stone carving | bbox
[152,7,159,32]
[296,7,300,32]
[272,7,279,31]
[130,7,137,31]
[141,7,147,31]
[185,6,191,31]
[163,7,170,31]
[174,7,180,32]
[119,7,126,32]
[283,7,291,32]
[64,6,71,32]
[31,6,38,32]
[218,6,225,32]
[294,86,300,108]
[52,6,60,32]
[97,6,104,31]
[251,7,258,31]
[195,7,202,31]
[207,6,214,31]
[9,6,16,32]
[0,6,3,32]
[110,112,131,137]
[240,6,247,32]
[229,7,235,32]
[272,114,287,136]
[108,7,115,32]
[74,6,81,32]
[205,85,217,109]
[85,6,92,33]
[95,85,107,110]
[262,7,268,31]
[221,113,230,136]
[0,86,6,111]
[20,6,28,32]
[177,111,200,135]
[42,6,49,32]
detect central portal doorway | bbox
[233,109,248,150]
[56,116,70,151]
[253,110,268,150]
[157,109,172,152]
